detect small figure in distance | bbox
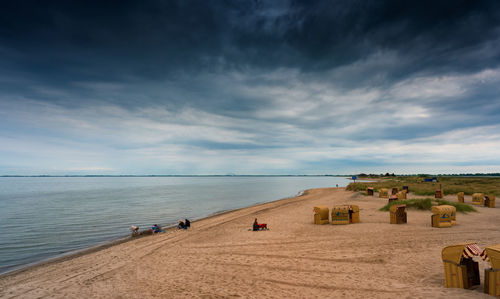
[178,219,187,230]
[184,218,191,228]
[253,218,259,231]
[253,218,268,231]
[130,225,139,236]
[336,184,338,188]
[151,224,161,234]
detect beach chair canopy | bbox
[484,194,496,208]
[432,205,455,216]
[472,193,484,200]
[389,204,406,213]
[331,205,350,224]
[313,206,329,219]
[442,243,481,264]
[331,205,350,214]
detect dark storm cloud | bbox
[289,0,500,69]
[2,0,500,174]
[2,0,500,85]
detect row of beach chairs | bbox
[313,205,360,225]
[314,205,408,225]
[368,187,496,208]
[314,204,459,228]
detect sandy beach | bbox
[1,187,498,298]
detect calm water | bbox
[0,176,349,274]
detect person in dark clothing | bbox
[253,218,268,231]
[178,219,186,229]
[253,218,260,231]
[184,219,191,228]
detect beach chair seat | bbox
[379,188,389,198]
[313,206,330,224]
[472,193,484,205]
[442,243,481,289]
[331,205,349,225]
[431,205,456,228]
[483,244,500,296]
[457,192,464,203]
[331,205,359,224]
[484,195,495,208]
[390,204,407,224]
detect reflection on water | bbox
[0,176,348,274]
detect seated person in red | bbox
[253,218,267,231]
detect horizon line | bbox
[1,173,500,178]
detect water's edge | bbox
[0,187,323,278]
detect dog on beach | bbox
[129,225,139,236]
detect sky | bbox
[1,0,500,175]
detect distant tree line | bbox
[356,173,500,177]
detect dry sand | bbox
[1,188,498,298]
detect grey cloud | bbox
[2,1,500,174]
[1,1,500,85]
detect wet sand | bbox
[1,188,498,298]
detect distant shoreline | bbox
[0,188,314,278]
[0,174,348,177]
[2,174,500,177]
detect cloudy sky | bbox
[1,0,500,175]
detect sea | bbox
[0,176,349,274]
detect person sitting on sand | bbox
[152,224,161,234]
[184,219,191,228]
[253,218,259,231]
[178,219,187,229]
[253,218,268,231]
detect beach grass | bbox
[434,199,478,213]
[379,197,477,213]
[347,176,500,196]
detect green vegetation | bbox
[435,199,477,213]
[379,198,433,211]
[379,198,477,213]
[347,176,500,196]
